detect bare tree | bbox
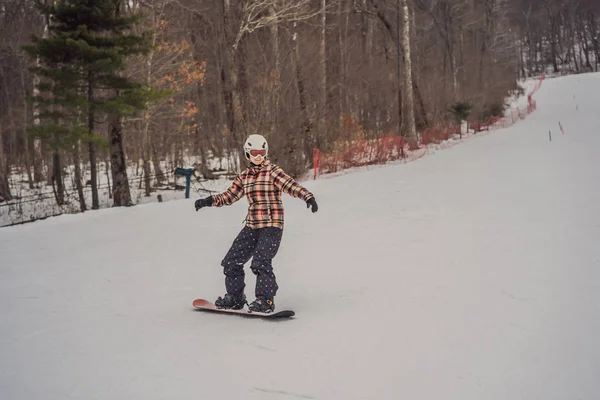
[319,0,327,150]
[0,122,11,202]
[402,0,417,144]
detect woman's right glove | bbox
[195,196,213,211]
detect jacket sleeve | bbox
[211,175,245,206]
[270,166,314,202]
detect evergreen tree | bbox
[23,0,155,209]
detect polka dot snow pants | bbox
[221,226,283,300]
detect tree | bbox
[128,7,205,197]
[24,0,154,208]
[0,126,11,202]
[220,0,321,168]
[402,0,417,145]
[1,0,46,198]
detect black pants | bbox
[221,226,283,300]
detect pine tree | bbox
[23,0,155,209]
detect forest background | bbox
[1,0,598,224]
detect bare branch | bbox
[233,0,324,50]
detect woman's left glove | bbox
[306,197,318,213]
[195,196,213,211]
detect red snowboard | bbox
[192,298,295,319]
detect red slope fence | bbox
[313,74,545,179]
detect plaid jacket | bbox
[211,161,314,230]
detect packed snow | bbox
[1,72,599,399]
[0,156,236,227]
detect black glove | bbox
[306,197,318,213]
[195,196,213,211]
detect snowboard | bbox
[192,298,295,319]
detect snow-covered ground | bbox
[0,155,236,227]
[1,72,599,399]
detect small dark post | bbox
[174,168,196,199]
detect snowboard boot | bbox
[248,297,275,313]
[215,293,247,310]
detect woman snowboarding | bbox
[194,134,318,313]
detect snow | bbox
[1,72,600,399]
[0,155,236,227]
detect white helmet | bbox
[243,134,268,160]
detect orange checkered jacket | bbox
[211,160,314,230]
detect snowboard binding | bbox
[248,298,275,313]
[214,293,247,310]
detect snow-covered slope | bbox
[1,73,599,400]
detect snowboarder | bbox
[194,134,318,313]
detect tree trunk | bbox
[318,0,327,148]
[402,0,417,145]
[579,19,592,71]
[237,33,249,132]
[526,23,534,75]
[339,0,349,125]
[443,0,457,98]
[52,136,64,206]
[370,2,425,137]
[46,150,53,186]
[478,5,488,94]
[152,142,164,185]
[458,22,464,98]
[589,11,600,71]
[88,71,99,210]
[269,5,280,135]
[142,26,157,197]
[548,12,560,73]
[0,128,12,202]
[32,135,44,184]
[31,15,48,184]
[396,0,403,135]
[538,35,544,73]
[20,63,35,189]
[223,0,244,167]
[361,0,374,130]
[109,112,132,207]
[73,140,87,211]
[572,37,579,73]
[291,22,313,156]
[105,154,112,200]
[24,140,34,190]
[519,39,526,79]
[142,154,151,196]
[217,40,233,167]
[413,78,428,129]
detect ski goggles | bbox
[246,149,267,157]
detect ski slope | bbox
[1,73,600,400]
